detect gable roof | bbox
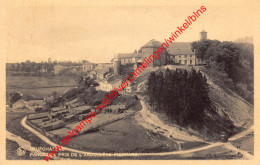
[13,99,26,106]
[166,42,194,55]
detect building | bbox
[12,99,26,109]
[70,105,92,115]
[114,39,166,68]
[96,63,113,70]
[82,63,95,72]
[112,30,208,74]
[96,68,110,80]
[167,42,204,65]
[96,76,122,92]
[51,106,66,113]
[54,65,67,75]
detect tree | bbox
[191,40,213,60]
[10,92,22,104]
[146,68,212,128]
[77,76,99,89]
[215,42,240,83]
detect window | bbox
[185,55,187,58]
[190,55,192,57]
[185,60,187,64]
[190,60,192,64]
[179,60,181,64]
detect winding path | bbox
[19,115,253,159]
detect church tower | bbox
[200,30,207,41]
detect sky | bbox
[2,0,259,63]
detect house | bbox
[54,65,67,75]
[96,77,122,92]
[44,96,54,103]
[82,63,95,72]
[12,100,26,109]
[40,67,47,73]
[112,30,208,75]
[167,42,198,65]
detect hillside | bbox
[133,65,253,140]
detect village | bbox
[6,30,254,158]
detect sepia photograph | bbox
[1,0,259,164]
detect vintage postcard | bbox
[0,0,259,165]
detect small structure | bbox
[82,63,95,72]
[96,77,122,92]
[27,100,45,107]
[102,105,126,114]
[51,106,66,113]
[12,100,26,109]
[41,120,65,131]
[63,114,76,122]
[70,105,92,115]
[96,68,110,80]
[28,112,51,120]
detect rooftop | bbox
[166,42,194,55]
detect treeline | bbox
[191,40,253,84]
[191,40,254,103]
[6,60,85,76]
[147,68,211,128]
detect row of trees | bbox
[147,68,211,128]
[7,61,54,73]
[6,60,86,75]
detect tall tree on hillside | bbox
[147,72,157,111]
[215,42,240,83]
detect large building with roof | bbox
[112,30,207,74]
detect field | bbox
[65,116,180,153]
[6,75,77,101]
